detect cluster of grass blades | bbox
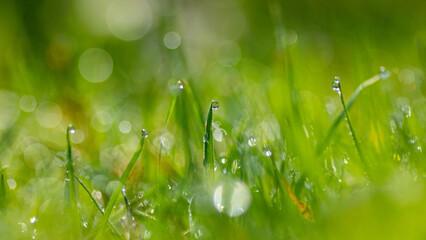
[56,69,397,239]
[63,123,148,239]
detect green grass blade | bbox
[0,169,7,211]
[203,100,216,170]
[65,125,78,208]
[95,130,147,239]
[74,174,123,239]
[74,174,104,214]
[333,77,369,174]
[65,124,80,237]
[317,72,389,155]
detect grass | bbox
[0,0,426,239]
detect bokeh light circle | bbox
[106,0,152,41]
[78,48,113,83]
[36,102,62,128]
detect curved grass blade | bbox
[95,130,147,239]
[282,178,314,222]
[157,86,179,207]
[317,71,390,155]
[74,174,123,239]
[332,77,368,174]
[266,152,314,221]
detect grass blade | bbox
[317,70,390,155]
[0,168,7,211]
[74,174,123,239]
[158,88,178,201]
[65,125,78,208]
[95,130,148,239]
[65,124,80,237]
[332,77,368,173]
[203,100,217,170]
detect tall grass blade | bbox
[203,100,216,170]
[65,124,80,237]
[65,125,78,208]
[331,77,369,173]
[95,130,147,239]
[317,71,390,155]
[74,174,123,239]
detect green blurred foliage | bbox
[0,0,425,239]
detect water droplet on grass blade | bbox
[30,216,37,224]
[211,100,219,110]
[177,80,184,89]
[332,77,341,92]
[263,145,272,157]
[379,66,390,79]
[141,129,149,138]
[248,137,257,147]
[68,124,76,134]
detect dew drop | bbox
[213,181,251,217]
[141,129,149,138]
[332,77,341,92]
[263,145,272,157]
[177,80,184,89]
[402,105,411,118]
[30,216,37,224]
[247,137,257,147]
[231,160,241,174]
[68,124,76,134]
[220,157,227,164]
[211,100,219,110]
[379,66,390,79]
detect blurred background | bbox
[0,0,425,239]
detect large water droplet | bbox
[247,137,257,147]
[30,216,37,224]
[332,77,341,92]
[141,129,149,138]
[213,181,251,217]
[211,100,219,110]
[379,66,390,79]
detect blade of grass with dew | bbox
[74,174,123,239]
[157,86,179,207]
[121,188,134,239]
[331,77,369,174]
[203,100,216,171]
[317,70,390,156]
[95,130,147,239]
[65,124,81,237]
[65,125,78,208]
